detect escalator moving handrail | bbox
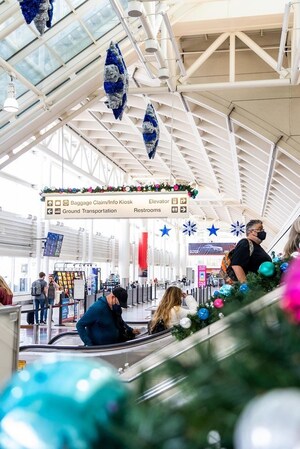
[19,329,172,353]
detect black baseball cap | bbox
[112,287,128,308]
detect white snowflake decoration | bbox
[231,220,245,237]
[182,220,197,236]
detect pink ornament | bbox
[213,298,224,309]
[137,186,141,191]
[281,257,300,323]
[174,184,179,191]
[88,187,93,193]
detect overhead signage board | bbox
[44,192,189,219]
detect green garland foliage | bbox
[39,183,199,200]
[172,258,288,341]
[117,306,300,449]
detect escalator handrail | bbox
[19,328,172,353]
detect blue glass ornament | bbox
[239,283,249,293]
[0,358,129,449]
[280,262,289,272]
[219,284,233,296]
[142,103,159,159]
[213,290,220,297]
[198,308,209,320]
[104,42,128,120]
[272,256,281,263]
[258,261,275,277]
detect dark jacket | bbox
[76,296,121,346]
[231,238,272,274]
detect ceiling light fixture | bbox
[3,76,19,113]
[128,0,143,17]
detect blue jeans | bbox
[44,297,54,321]
[34,296,46,323]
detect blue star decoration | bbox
[207,224,219,236]
[182,220,197,236]
[230,220,245,237]
[160,225,171,237]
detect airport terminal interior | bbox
[0,0,300,448]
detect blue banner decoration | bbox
[142,103,160,159]
[104,41,128,120]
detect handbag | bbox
[150,318,166,334]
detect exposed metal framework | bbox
[0,0,299,247]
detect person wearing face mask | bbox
[231,219,271,284]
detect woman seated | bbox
[149,286,198,334]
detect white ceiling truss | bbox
[0,0,300,246]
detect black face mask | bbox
[257,231,266,241]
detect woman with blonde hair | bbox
[0,276,13,306]
[283,217,300,259]
[150,286,198,333]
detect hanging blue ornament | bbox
[207,224,219,236]
[160,224,171,237]
[198,308,209,320]
[182,220,197,236]
[104,41,128,120]
[19,0,43,24]
[213,290,220,297]
[230,220,245,237]
[142,103,159,159]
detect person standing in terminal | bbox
[31,272,48,325]
[45,274,59,322]
[76,287,140,346]
[150,286,198,333]
[283,216,300,259]
[0,276,13,306]
[231,219,272,283]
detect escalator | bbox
[120,286,283,401]
[19,328,175,371]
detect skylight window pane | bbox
[82,3,119,40]
[51,0,71,24]
[13,45,61,85]
[0,23,35,59]
[47,22,92,63]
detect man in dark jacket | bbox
[76,287,139,346]
[231,219,272,283]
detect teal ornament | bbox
[239,283,249,293]
[198,308,209,320]
[272,256,281,263]
[258,261,275,277]
[280,262,289,272]
[219,284,233,296]
[0,358,129,449]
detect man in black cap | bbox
[76,286,140,346]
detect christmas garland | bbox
[40,183,199,200]
[172,258,290,341]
